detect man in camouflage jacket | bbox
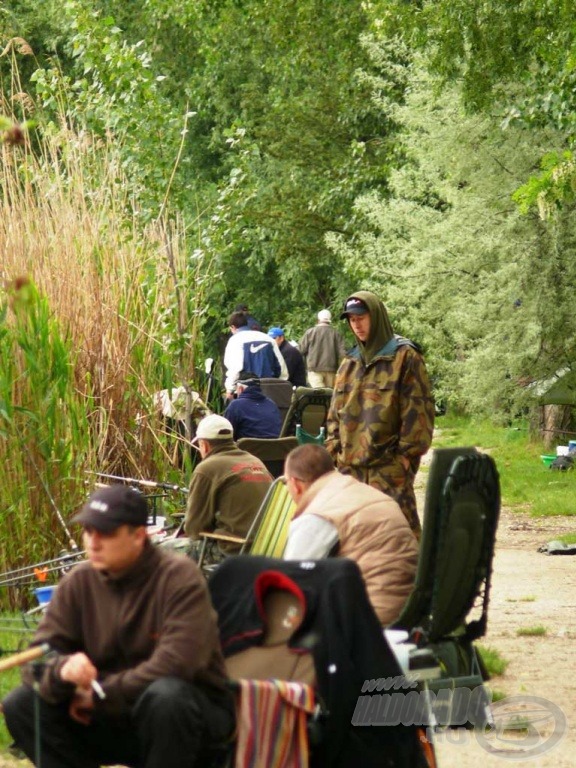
[325,291,435,535]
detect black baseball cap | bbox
[72,485,148,532]
[340,297,369,319]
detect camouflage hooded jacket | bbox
[325,291,435,531]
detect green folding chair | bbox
[392,447,501,727]
[279,387,332,438]
[197,477,296,568]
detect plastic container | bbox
[556,446,569,456]
[569,440,576,452]
[34,585,56,606]
[383,628,415,672]
[540,455,556,468]
[384,628,409,646]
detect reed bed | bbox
[0,98,209,605]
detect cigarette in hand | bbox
[91,680,106,700]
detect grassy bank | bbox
[433,414,576,518]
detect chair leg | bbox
[197,538,208,570]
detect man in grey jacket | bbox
[2,485,234,768]
[299,309,347,388]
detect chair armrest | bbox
[198,531,246,545]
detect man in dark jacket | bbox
[2,485,234,768]
[268,327,307,387]
[224,371,282,440]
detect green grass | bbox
[434,414,576,517]
[477,644,509,677]
[559,533,576,544]
[0,613,37,750]
[516,625,547,637]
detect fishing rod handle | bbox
[0,643,51,672]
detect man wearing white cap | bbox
[299,309,347,388]
[185,414,273,561]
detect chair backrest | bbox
[393,448,500,643]
[259,378,295,425]
[237,436,299,479]
[208,556,427,767]
[280,387,333,438]
[240,477,296,558]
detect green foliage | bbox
[435,415,576,517]
[0,280,89,596]
[328,65,576,419]
[516,625,547,637]
[377,0,576,212]
[189,1,409,328]
[477,644,509,677]
[513,151,576,217]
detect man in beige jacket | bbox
[283,444,418,626]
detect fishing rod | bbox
[17,435,78,551]
[86,471,188,495]
[0,643,51,673]
[0,550,85,589]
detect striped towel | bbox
[235,679,316,768]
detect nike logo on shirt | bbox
[249,343,269,353]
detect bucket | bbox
[34,585,56,606]
[540,455,556,468]
[569,440,576,452]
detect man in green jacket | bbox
[325,291,435,536]
[185,414,273,559]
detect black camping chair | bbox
[209,556,433,768]
[237,436,299,478]
[259,378,295,426]
[279,387,332,438]
[392,447,501,728]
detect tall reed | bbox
[0,96,212,603]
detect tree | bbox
[191,2,411,329]
[377,0,576,213]
[328,66,576,418]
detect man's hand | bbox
[61,653,99,725]
[69,686,94,725]
[60,652,97,689]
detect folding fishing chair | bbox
[259,378,295,425]
[279,387,332,439]
[237,436,299,478]
[196,477,296,570]
[209,556,434,767]
[391,447,501,728]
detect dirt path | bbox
[0,452,574,767]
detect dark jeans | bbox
[3,677,235,768]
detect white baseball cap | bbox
[317,309,332,323]
[192,414,233,443]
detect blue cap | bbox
[267,327,284,339]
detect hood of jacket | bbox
[344,290,394,365]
